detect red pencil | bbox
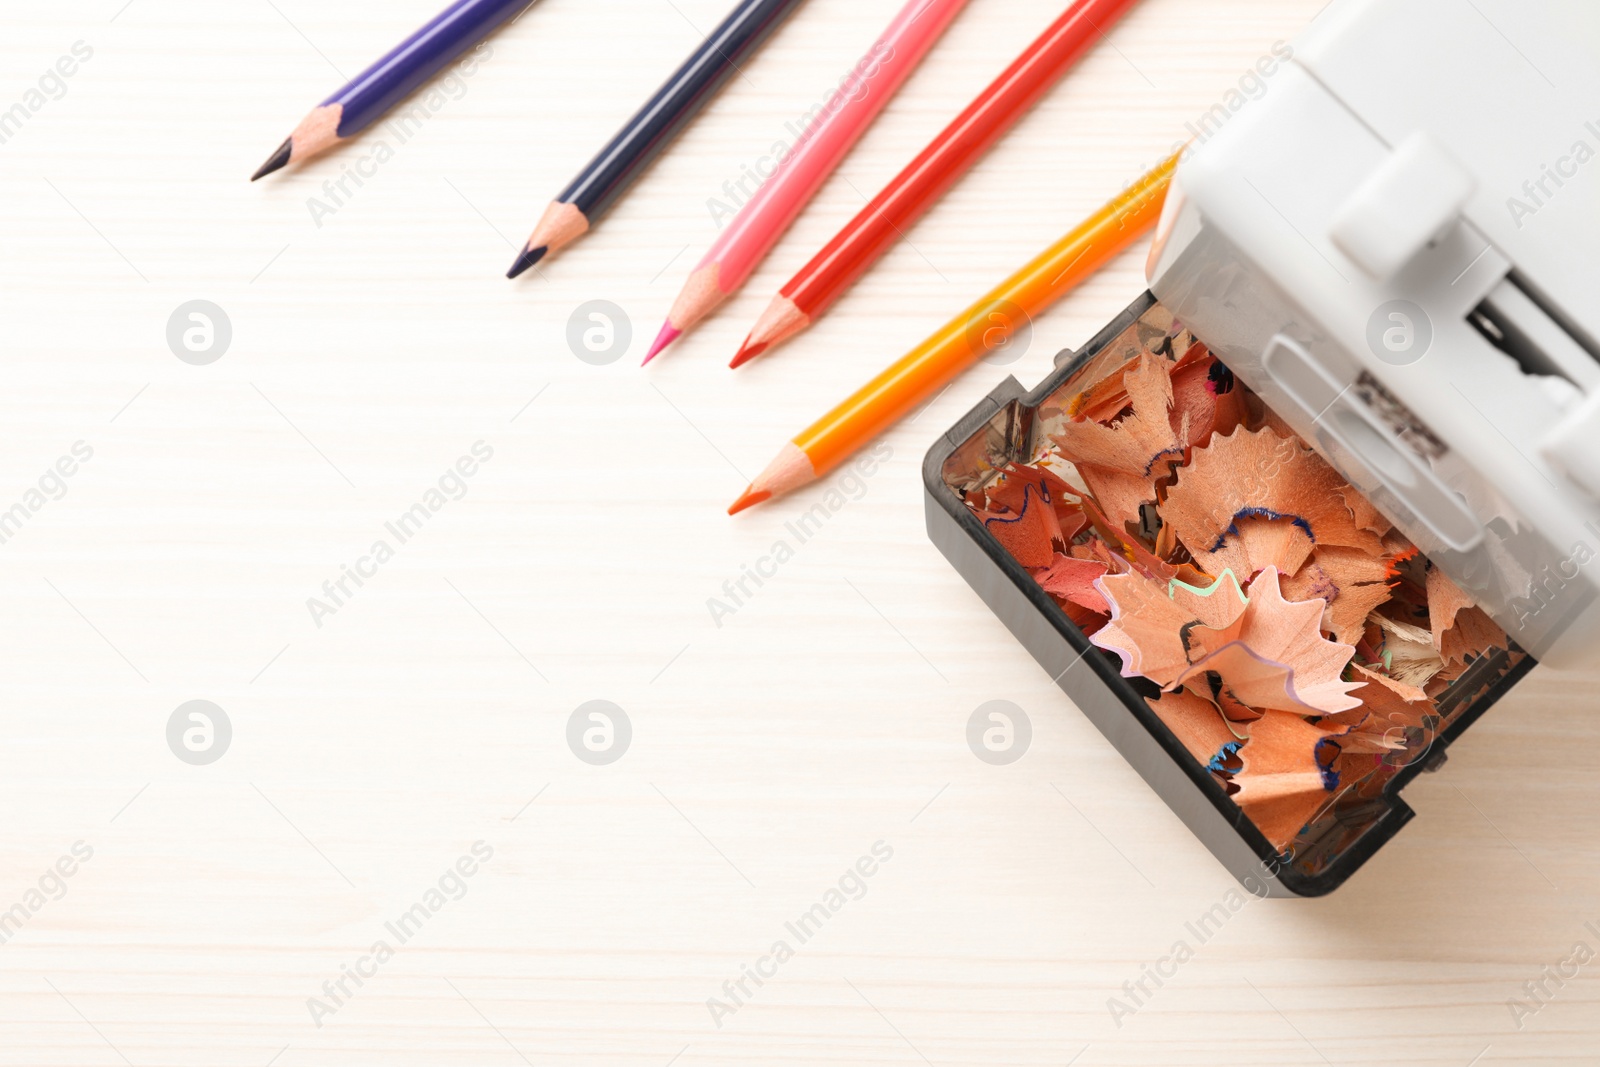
[731,0,1143,368]
[643,0,971,364]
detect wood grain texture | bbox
[1,0,1594,1064]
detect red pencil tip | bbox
[642,322,681,365]
[727,487,771,515]
[729,338,769,369]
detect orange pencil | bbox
[729,152,1177,514]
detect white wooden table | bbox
[1,0,1594,1063]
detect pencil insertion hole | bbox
[1469,277,1599,399]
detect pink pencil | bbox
[644,0,970,364]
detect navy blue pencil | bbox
[506,0,806,277]
[253,0,533,180]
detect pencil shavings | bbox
[1176,568,1362,714]
[1185,670,1260,728]
[1338,483,1392,538]
[1147,689,1241,770]
[1162,428,1385,563]
[989,462,1078,515]
[1169,345,1247,450]
[1425,564,1508,664]
[1192,515,1314,582]
[1320,665,1439,786]
[1424,564,1474,645]
[1282,546,1397,645]
[1370,613,1446,688]
[1383,529,1420,563]
[1068,355,1141,423]
[961,315,1523,859]
[1091,569,1248,686]
[1441,606,1507,666]
[1235,710,1340,851]
[1053,353,1184,479]
[981,465,1092,570]
[1079,464,1161,533]
[1340,664,1434,745]
[1076,494,1178,582]
[1034,555,1110,613]
[980,484,1057,568]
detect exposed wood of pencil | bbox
[731,295,810,367]
[250,0,532,181]
[644,265,725,364]
[507,0,807,275]
[251,105,342,180]
[729,153,1177,513]
[506,201,590,277]
[728,443,813,513]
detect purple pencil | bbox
[253,0,533,180]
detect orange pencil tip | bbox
[727,487,772,515]
[729,338,769,369]
[642,322,681,365]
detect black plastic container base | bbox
[922,291,1535,897]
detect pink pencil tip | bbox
[642,323,681,365]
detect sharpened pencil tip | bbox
[642,322,681,365]
[729,337,769,369]
[506,244,547,279]
[727,487,771,515]
[251,138,293,181]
